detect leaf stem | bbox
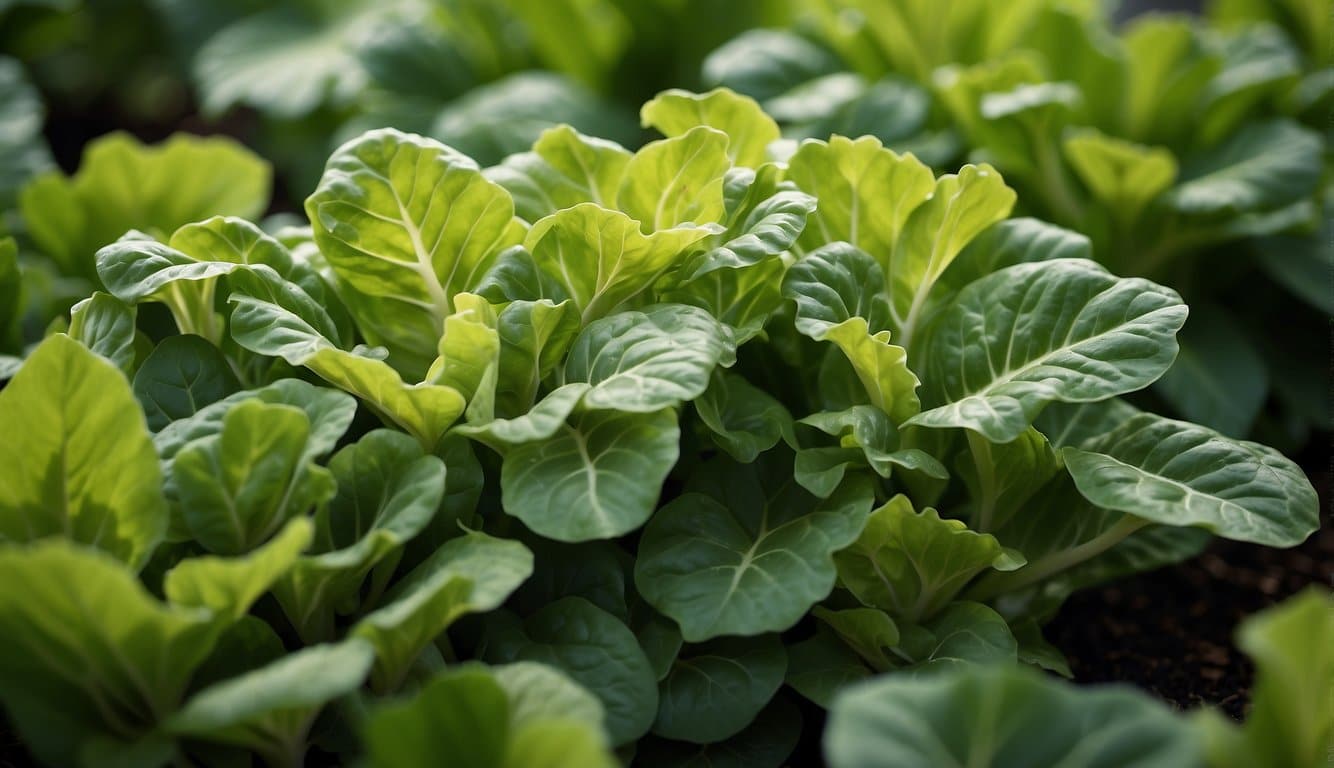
[965,514,1149,602]
[966,430,998,533]
[1033,130,1085,228]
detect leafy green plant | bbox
[0,88,1319,766]
[124,0,793,191]
[0,128,271,375]
[703,0,1331,444]
[825,587,1333,768]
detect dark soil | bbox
[1048,519,1333,720]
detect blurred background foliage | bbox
[0,0,1328,455]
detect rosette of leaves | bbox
[1,130,272,378]
[0,89,1319,766]
[703,0,1331,443]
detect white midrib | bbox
[567,426,610,534]
[950,305,1179,402]
[393,194,451,319]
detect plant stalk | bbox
[965,514,1149,602]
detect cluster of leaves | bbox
[827,588,1333,768]
[0,86,1320,765]
[703,0,1331,444]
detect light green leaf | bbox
[21,132,269,282]
[641,89,781,168]
[820,318,920,424]
[505,0,629,91]
[431,292,500,419]
[635,453,875,641]
[97,222,336,346]
[1120,16,1220,146]
[456,383,592,453]
[167,639,374,764]
[565,304,732,413]
[908,259,1187,443]
[694,371,795,463]
[653,635,786,744]
[834,495,1020,623]
[616,126,730,232]
[524,203,713,322]
[1064,411,1319,546]
[824,662,1203,768]
[888,163,1015,348]
[492,661,608,736]
[276,430,445,642]
[365,665,510,768]
[494,298,580,417]
[95,236,242,339]
[0,334,166,570]
[228,283,467,448]
[1200,589,1334,768]
[0,542,219,767]
[364,662,617,768]
[482,597,658,747]
[487,125,632,222]
[354,531,533,692]
[154,378,355,483]
[1168,119,1323,216]
[0,237,19,345]
[500,407,679,542]
[787,135,934,265]
[1063,130,1176,227]
[164,516,312,622]
[132,335,241,432]
[306,128,523,376]
[68,292,138,374]
[173,399,334,555]
[933,58,1067,183]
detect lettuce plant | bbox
[825,588,1333,768]
[0,88,1319,766]
[0,128,271,376]
[703,0,1331,442]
